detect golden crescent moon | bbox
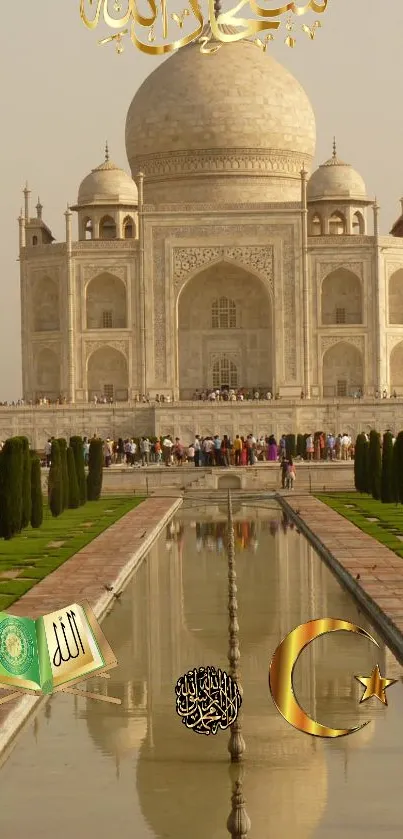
[269,618,377,738]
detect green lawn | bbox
[316,492,403,560]
[0,496,144,611]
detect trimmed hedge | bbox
[67,446,80,509]
[87,438,104,501]
[30,452,43,528]
[69,436,87,506]
[48,440,63,517]
[0,438,23,539]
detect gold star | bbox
[355,665,397,705]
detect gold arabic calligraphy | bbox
[80,0,328,54]
[175,666,242,734]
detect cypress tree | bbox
[16,436,31,529]
[393,431,403,503]
[30,452,43,528]
[369,430,382,501]
[0,437,23,539]
[381,431,395,503]
[354,434,365,492]
[69,436,86,506]
[67,446,80,509]
[87,437,104,501]
[48,440,63,517]
[57,438,69,511]
[362,437,371,493]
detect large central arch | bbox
[177,261,273,397]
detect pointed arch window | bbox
[352,211,364,235]
[311,214,322,236]
[99,215,117,240]
[123,216,134,238]
[329,212,346,235]
[212,357,238,389]
[212,297,237,329]
[84,218,93,240]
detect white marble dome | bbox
[125,41,316,204]
[77,157,138,206]
[308,150,367,201]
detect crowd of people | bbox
[75,431,356,470]
[1,387,402,407]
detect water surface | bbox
[0,501,402,838]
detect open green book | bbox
[0,602,117,695]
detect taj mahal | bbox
[14,33,403,444]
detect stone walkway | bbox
[0,496,181,753]
[285,495,403,634]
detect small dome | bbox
[77,148,138,206]
[308,143,367,201]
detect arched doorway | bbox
[390,342,403,394]
[389,269,403,324]
[33,277,60,331]
[177,262,272,398]
[87,347,128,401]
[35,347,60,400]
[321,268,362,325]
[86,273,127,329]
[322,342,363,397]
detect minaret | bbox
[65,204,75,403]
[36,197,43,220]
[301,163,310,399]
[18,208,25,250]
[23,182,31,225]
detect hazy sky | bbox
[1,0,402,400]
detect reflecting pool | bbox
[0,501,403,838]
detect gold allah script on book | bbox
[0,602,121,706]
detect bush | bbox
[30,452,43,528]
[17,436,31,529]
[57,438,69,511]
[393,432,403,503]
[0,437,24,539]
[381,432,395,503]
[354,434,367,492]
[87,437,104,501]
[69,436,87,506]
[369,430,382,501]
[48,440,63,517]
[67,446,80,509]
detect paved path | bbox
[284,495,403,633]
[0,496,181,754]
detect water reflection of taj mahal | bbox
[76,507,387,838]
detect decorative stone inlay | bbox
[321,335,365,356]
[319,262,364,282]
[173,246,274,290]
[73,240,138,252]
[134,149,311,179]
[34,342,60,355]
[85,340,128,358]
[144,202,302,213]
[83,264,127,282]
[387,334,403,354]
[151,224,295,384]
[387,263,403,278]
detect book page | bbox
[0,612,41,691]
[41,603,104,689]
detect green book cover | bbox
[0,602,117,695]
